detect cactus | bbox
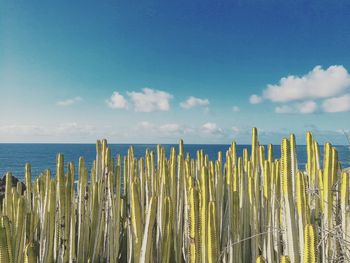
[0,226,10,262]
[207,201,218,263]
[24,242,38,263]
[280,255,291,263]
[281,138,300,263]
[256,255,266,263]
[0,129,349,262]
[303,224,316,263]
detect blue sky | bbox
[1,0,350,144]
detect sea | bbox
[0,143,349,181]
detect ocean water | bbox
[0,143,349,181]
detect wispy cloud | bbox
[180,96,209,109]
[322,94,350,113]
[56,96,82,106]
[232,106,240,112]
[135,121,184,137]
[201,122,224,136]
[232,126,240,134]
[159,123,181,134]
[249,94,262,104]
[275,100,317,114]
[0,125,48,136]
[134,121,233,139]
[0,122,96,139]
[137,121,156,130]
[135,121,227,138]
[106,92,128,109]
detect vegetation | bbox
[0,128,349,262]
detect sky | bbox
[1,0,350,144]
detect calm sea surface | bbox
[0,143,349,181]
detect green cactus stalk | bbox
[161,196,172,263]
[303,224,316,263]
[199,166,209,263]
[207,201,218,263]
[256,255,266,263]
[296,171,308,262]
[131,179,143,262]
[4,172,14,222]
[0,226,10,262]
[0,216,13,263]
[340,171,350,259]
[25,163,32,210]
[188,186,199,263]
[281,138,299,263]
[2,130,350,262]
[322,142,333,261]
[139,196,157,263]
[24,242,38,263]
[280,255,291,263]
[14,197,25,263]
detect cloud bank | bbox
[250,65,350,113]
[264,65,350,102]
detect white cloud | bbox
[55,122,96,136]
[249,94,262,104]
[202,122,217,132]
[232,106,240,112]
[275,105,293,114]
[137,121,155,130]
[180,96,209,109]
[159,123,181,134]
[0,125,48,136]
[0,123,96,138]
[127,88,173,112]
[275,100,318,114]
[232,126,240,134]
[298,101,318,114]
[262,65,350,102]
[135,121,226,138]
[322,94,350,113]
[106,92,128,109]
[201,122,223,135]
[135,121,183,137]
[56,97,82,106]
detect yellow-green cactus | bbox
[303,224,316,263]
[281,138,299,263]
[0,226,10,263]
[256,255,266,263]
[207,201,218,263]
[0,130,349,263]
[280,255,291,263]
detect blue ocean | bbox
[0,143,349,181]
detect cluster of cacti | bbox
[0,128,349,262]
